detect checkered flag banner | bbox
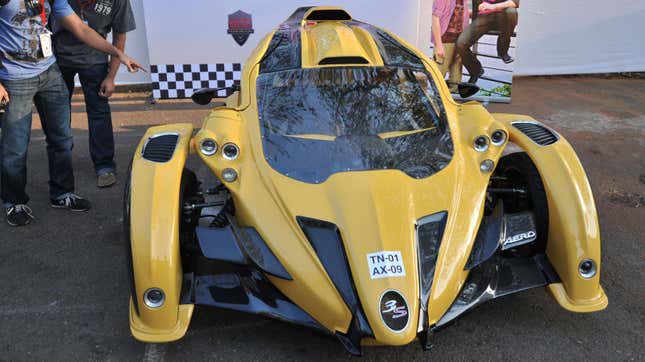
[151,63,242,99]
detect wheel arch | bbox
[126,123,195,342]
[492,113,608,312]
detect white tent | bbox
[115,0,644,85]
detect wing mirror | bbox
[457,82,480,99]
[191,85,240,106]
[191,88,221,106]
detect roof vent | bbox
[319,56,369,65]
[306,9,351,21]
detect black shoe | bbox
[51,193,92,212]
[500,54,514,64]
[6,204,35,227]
[468,68,484,84]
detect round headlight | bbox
[200,138,218,156]
[578,259,597,279]
[222,168,238,183]
[222,143,240,160]
[473,135,490,152]
[480,159,495,173]
[491,130,507,146]
[143,288,165,308]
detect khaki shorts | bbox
[433,43,462,92]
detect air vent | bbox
[319,56,369,65]
[142,134,179,162]
[512,122,559,146]
[298,217,360,309]
[297,216,373,355]
[306,9,351,21]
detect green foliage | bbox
[479,84,512,97]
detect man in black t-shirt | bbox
[53,0,137,188]
[456,0,519,84]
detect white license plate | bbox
[367,251,406,279]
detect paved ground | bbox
[0,76,643,361]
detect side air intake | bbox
[306,9,351,21]
[142,134,179,162]
[512,121,559,146]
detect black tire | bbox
[494,152,549,252]
[122,160,138,312]
[179,168,200,245]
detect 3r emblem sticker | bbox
[379,290,409,332]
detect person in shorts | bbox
[432,0,470,92]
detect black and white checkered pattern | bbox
[150,63,242,99]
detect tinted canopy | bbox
[256,66,453,183]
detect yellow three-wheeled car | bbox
[124,6,607,355]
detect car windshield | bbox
[256,66,453,183]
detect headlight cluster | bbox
[473,130,507,151]
[417,211,448,310]
[473,129,507,173]
[199,138,241,182]
[199,139,240,161]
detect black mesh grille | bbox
[513,122,558,146]
[142,134,179,162]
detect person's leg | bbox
[77,64,116,181]
[444,43,462,93]
[456,16,491,83]
[58,65,77,103]
[496,8,518,60]
[32,64,76,200]
[433,46,451,77]
[0,77,38,208]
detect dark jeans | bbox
[60,63,116,175]
[456,8,518,77]
[1,64,75,206]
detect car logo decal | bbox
[227,10,254,46]
[379,290,409,332]
[502,230,537,250]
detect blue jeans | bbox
[1,64,75,205]
[60,63,116,175]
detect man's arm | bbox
[0,82,8,105]
[57,13,145,73]
[479,0,518,12]
[431,15,445,59]
[99,32,127,98]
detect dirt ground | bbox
[0,76,643,361]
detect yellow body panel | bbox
[128,123,195,341]
[301,22,381,67]
[129,299,194,342]
[128,6,606,345]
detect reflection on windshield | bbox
[256,67,453,184]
